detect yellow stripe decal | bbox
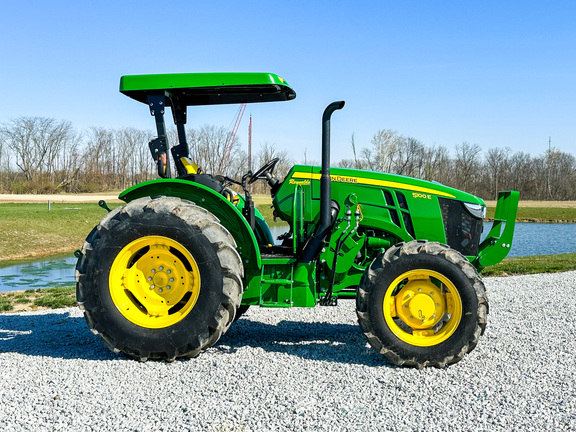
[291,172,455,198]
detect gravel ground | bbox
[1,272,575,431]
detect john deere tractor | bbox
[75,73,519,368]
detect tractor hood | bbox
[288,165,485,205]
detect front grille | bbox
[439,198,483,256]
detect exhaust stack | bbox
[299,100,345,263]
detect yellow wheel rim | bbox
[382,269,462,347]
[109,235,201,329]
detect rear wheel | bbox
[356,240,487,368]
[76,196,243,361]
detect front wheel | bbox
[356,241,488,368]
[76,196,243,361]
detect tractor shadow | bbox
[0,310,116,360]
[219,317,393,367]
[0,310,392,367]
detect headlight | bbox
[462,202,486,219]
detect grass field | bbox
[0,203,112,260]
[482,253,576,276]
[486,206,576,223]
[0,202,114,261]
[0,197,280,261]
[1,197,575,261]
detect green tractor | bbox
[75,72,519,368]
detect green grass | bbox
[0,199,280,262]
[0,202,116,261]
[253,194,286,225]
[482,253,576,276]
[32,286,76,308]
[0,286,76,311]
[13,294,32,304]
[0,296,13,312]
[487,206,576,223]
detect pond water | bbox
[0,254,77,292]
[489,222,576,258]
[0,222,574,292]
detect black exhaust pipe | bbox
[300,100,345,263]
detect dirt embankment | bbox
[485,200,576,208]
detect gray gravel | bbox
[1,271,575,431]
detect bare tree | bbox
[0,135,7,191]
[186,125,240,175]
[349,132,365,169]
[422,145,451,182]
[0,117,74,182]
[485,147,511,200]
[452,142,482,193]
[370,129,402,172]
[546,148,576,200]
[82,127,114,188]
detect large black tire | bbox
[356,240,487,368]
[76,196,243,361]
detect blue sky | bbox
[1,1,575,163]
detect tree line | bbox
[0,116,574,200]
[340,130,575,200]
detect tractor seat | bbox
[178,173,224,194]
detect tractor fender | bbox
[118,179,262,270]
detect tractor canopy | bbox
[120,72,296,106]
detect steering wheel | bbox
[248,157,280,184]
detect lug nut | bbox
[436,303,440,306]
[159,266,164,270]
[151,269,156,273]
[150,285,155,289]
[167,285,171,290]
[169,278,174,282]
[148,277,152,281]
[158,288,163,293]
[167,270,171,274]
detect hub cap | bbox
[383,269,462,346]
[109,236,201,328]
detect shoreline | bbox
[0,248,78,265]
